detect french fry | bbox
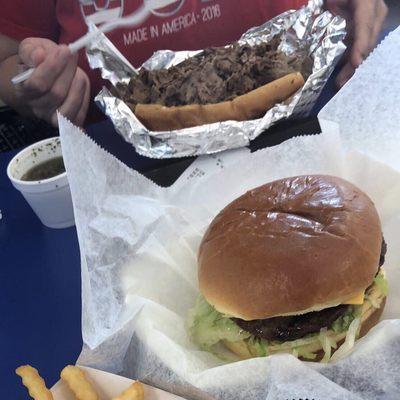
[15,365,54,400]
[113,381,145,400]
[60,365,99,400]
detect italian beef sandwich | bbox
[119,40,309,131]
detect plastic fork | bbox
[11,0,179,85]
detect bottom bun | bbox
[224,294,386,362]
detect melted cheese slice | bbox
[343,291,365,305]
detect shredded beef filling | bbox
[232,237,386,342]
[120,37,311,107]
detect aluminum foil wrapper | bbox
[87,0,346,158]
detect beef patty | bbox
[233,304,348,341]
[379,237,387,267]
[233,237,387,342]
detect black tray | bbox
[86,117,321,188]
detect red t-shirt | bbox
[0,0,307,122]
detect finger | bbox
[52,72,86,126]
[369,1,388,52]
[351,0,376,67]
[28,54,78,121]
[19,37,58,66]
[51,70,89,127]
[74,73,91,127]
[45,51,78,109]
[22,45,73,99]
[336,61,355,88]
[28,47,47,67]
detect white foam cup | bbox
[7,137,75,229]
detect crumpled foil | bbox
[87,0,346,158]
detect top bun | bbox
[198,175,382,320]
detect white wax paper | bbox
[57,25,400,400]
[318,26,400,172]
[59,113,400,400]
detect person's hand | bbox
[325,0,388,87]
[16,38,90,127]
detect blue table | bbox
[0,151,81,399]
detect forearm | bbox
[0,55,32,116]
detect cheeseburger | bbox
[188,175,388,362]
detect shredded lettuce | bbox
[249,335,321,359]
[188,295,354,362]
[365,294,380,309]
[189,283,382,363]
[332,306,356,333]
[268,333,319,351]
[374,271,388,296]
[319,328,337,363]
[330,317,361,362]
[248,337,267,357]
[292,347,318,360]
[188,295,250,349]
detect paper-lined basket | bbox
[51,367,187,400]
